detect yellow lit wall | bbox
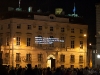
[0,14,88,68]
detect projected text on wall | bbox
[35,37,64,44]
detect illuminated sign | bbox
[35,37,64,44]
[55,8,63,15]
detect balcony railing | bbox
[79,61,83,64]
[16,58,21,62]
[38,60,43,63]
[25,58,32,62]
[70,61,75,63]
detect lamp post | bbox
[0,38,2,63]
[12,37,15,68]
[88,43,92,67]
[83,34,87,68]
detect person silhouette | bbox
[24,64,33,75]
[0,58,8,75]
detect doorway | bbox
[47,55,56,68]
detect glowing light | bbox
[35,37,64,44]
[47,60,51,68]
[73,3,76,13]
[84,34,86,37]
[97,54,100,58]
[47,54,56,59]
[55,8,63,15]
[89,43,92,46]
[13,38,16,40]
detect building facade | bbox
[0,13,88,68]
[95,3,100,68]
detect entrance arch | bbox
[47,54,56,68]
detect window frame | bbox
[26,53,31,61]
[38,26,42,30]
[50,27,53,31]
[16,37,20,45]
[80,41,83,49]
[27,25,31,30]
[79,55,83,63]
[17,24,21,29]
[60,54,65,62]
[70,55,75,63]
[27,38,31,46]
[16,53,21,61]
[38,54,43,62]
[71,28,74,33]
[71,40,74,48]
[61,27,64,32]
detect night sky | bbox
[0,0,100,45]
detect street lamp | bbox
[97,54,100,58]
[89,43,92,46]
[88,43,92,67]
[84,34,87,37]
[12,37,15,68]
[83,34,87,68]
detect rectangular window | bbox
[61,28,64,32]
[70,65,74,68]
[71,28,74,33]
[0,38,3,46]
[0,25,3,30]
[80,29,83,34]
[6,37,9,46]
[61,37,64,41]
[70,55,75,63]
[5,53,9,58]
[49,44,54,47]
[38,64,41,68]
[16,37,20,45]
[60,54,65,62]
[37,35,42,47]
[0,53,2,58]
[60,37,65,48]
[71,40,74,48]
[17,24,21,29]
[61,65,64,68]
[50,27,53,31]
[50,16,54,19]
[16,53,20,62]
[38,26,42,30]
[26,53,31,61]
[60,43,65,48]
[16,64,20,68]
[27,25,31,29]
[49,36,54,47]
[5,53,9,64]
[79,65,83,68]
[8,24,10,29]
[27,38,31,46]
[79,55,83,63]
[38,54,43,62]
[80,41,83,49]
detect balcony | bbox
[70,61,75,64]
[38,60,43,63]
[79,61,83,64]
[15,58,21,62]
[25,58,32,63]
[60,61,65,63]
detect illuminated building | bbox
[0,11,88,68]
[95,3,100,68]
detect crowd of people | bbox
[0,63,100,75]
[0,59,100,75]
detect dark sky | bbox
[0,0,100,45]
